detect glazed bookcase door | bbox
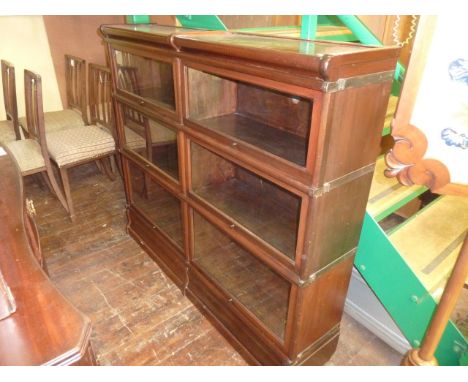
[101,23,400,366]
[127,160,185,251]
[112,46,179,121]
[189,140,303,263]
[183,63,320,181]
[119,102,180,183]
[191,208,292,342]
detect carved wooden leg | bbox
[59,166,75,221]
[45,167,69,214]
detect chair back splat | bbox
[117,65,140,95]
[1,60,21,140]
[24,70,51,164]
[65,55,88,124]
[88,64,113,130]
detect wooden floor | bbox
[26,163,404,366]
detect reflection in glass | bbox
[115,49,175,110]
[191,142,301,260]
[193,210,290,340]
[122,104,179,181]
[187,68,312,166]
[128,161,184,249]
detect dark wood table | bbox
[0,146,96,365]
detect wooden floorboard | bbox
[24,162,403,365]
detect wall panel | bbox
[43,15,124,108]
[0,16,62,120]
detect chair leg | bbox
[142,172,151,199]
[59,166,75,221]
[95,160,105,175]
[40,172,55,195]
[114,153,123,178]
[110,154,121,178]
[44,167,69,214]
[102,157,116,181]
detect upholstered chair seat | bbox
[46,125,115,167]
[6,139,45,173]
[19,109,85,133]
[0,120,17,145]
[124,126,146,150]
[148,120,176,143]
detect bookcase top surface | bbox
[100,24,205,46]
[177,31,384,56]
[102,23,201,36]
[102,23,390,55]
[101,24,400,80]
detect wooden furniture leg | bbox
[95,159,105,175]
[102,157,116,181]
[40,171,55,194]
[402,233,468,365]
[45,167,69,214]
[59,166,75,221]
[110,154,120,177]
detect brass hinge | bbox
[321,70,395,93]
[309,162,376,198]
[299,247,358,287]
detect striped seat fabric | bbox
[124,126,146,150]
[19,109,85,133]
[126,119,176,144]
[148,119,177,143]
[0,120,17,145]
[46,125,115,167]
[6,139,45,173]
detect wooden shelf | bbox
[151,143,179,180]
[197,113,308,166]
[129,162,184,249]
[103,24,400,365]
[115,48,176,110]
[139,87,175,110]
[193,211,290,339]
[195,177,299,260]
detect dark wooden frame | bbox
[65,54,89,125]
[25,69,115,221]
[107,39,182,124]
[180,59,324,187]
[1,60,21,140]
[15,69,69,213]
[102,25,399,365]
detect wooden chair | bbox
[89,62,145,164]
[0,60,21,145]
[116,64,177,164]
[102,64,146,151]
[5,70,69,216]
[18,55,87,135]
[22,69,116,221]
